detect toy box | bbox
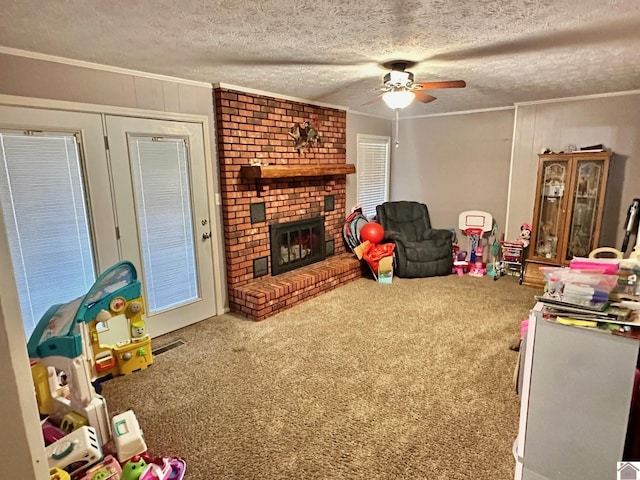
[112,410,147,463]
[377,256,393,284]
[46,426,103,477]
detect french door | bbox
[105,116,215,337]
[0,105,216,340]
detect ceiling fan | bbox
[372,60,466,109]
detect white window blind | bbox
[0,131,96,339]
[357,134,390,219]
[128,135,198,313]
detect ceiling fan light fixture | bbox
[384,70,413,87]
[382,89,415,109]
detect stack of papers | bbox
[535,295,639,327]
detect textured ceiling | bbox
[1,0,640,118]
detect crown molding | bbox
[515,89,640,107]
[0,46,211,88]
[399,105,515,120]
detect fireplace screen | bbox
[270,216,325,275]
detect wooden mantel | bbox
[240,163,356,179]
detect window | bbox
[357,134,390,219]
[128,135,198,313]
[0,130,96,338]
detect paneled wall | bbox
[508,94,640,247]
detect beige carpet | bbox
[101,274,541,479]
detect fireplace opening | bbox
[269,216,325,275]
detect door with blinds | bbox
[105,116,215,337]
[0,106,118,339]
[0,105,216,340]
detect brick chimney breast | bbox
[214,87,359,320]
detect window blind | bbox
[0,131,96,338]
[128,135,198,313]
[357,135,390,219]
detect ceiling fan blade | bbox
[414,80,466,90]
[414,91,437,103]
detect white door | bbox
[0,106,118,338]
[105,116,216,337]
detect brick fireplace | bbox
[214,87,364,321]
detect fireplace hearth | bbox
[269,216,325,275]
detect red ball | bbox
[359,222,385,244]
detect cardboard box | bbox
[354,240,370,260]
[377,256,394,284]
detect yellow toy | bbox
[80,262,154,380]
[28,262,154,445]
[49,467,71,480]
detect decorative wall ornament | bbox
[288,121,321,154]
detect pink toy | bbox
[140,457,186,480]
[517,222,532,248]
[77,455,122,480]
[453,250,469,276]
[42,419,67,446]
[469,261,487,277]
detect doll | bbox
[518,223,532,248]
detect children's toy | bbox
[453,250,469,276]
[49,467,71,480]
[344,208,395,282]
[494,222,531,282]
[46,426,103,478]
[42,419,67,446]
[28,261,153,381]
[487,223,502,277]
[458,210,493,276]
[80,262,153,380]
[27,262,155,445]
[359,221,385,244]
[496,241,526,283]
[469,261,487,278]
[518,222,532,248]
[121,456,149,480]
[76,455,122,480]
[342,208,369,252]
[140,457,187,480]
[29,353,111,446]
[60,410,89,434]
[112,410,148,464]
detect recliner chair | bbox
[376,201,453,278]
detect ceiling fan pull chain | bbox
[395,109,400,148]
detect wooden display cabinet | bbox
[522,151,611,287]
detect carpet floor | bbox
[101,273,541,479]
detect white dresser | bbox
[515,303,639,480]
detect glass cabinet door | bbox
[534,160,568,260]
[523,151,611,287]
[565,160,604,260]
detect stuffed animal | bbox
[518,223,532,248]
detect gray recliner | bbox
[376,201,453,278]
